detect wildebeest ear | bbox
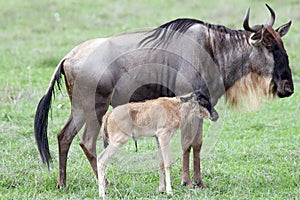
[250,27,264,46]
[276,21,292,37]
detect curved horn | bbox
[265,4,275,27]
[243,7,252,31]
[243,7,261,32]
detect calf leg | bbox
[156,137,165,192]
[97,134,130,198]
[158,134,172,195]
[57,112,85,188]
[97,143,121,198]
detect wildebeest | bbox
[98,90,216,197]
[34,4,293,189]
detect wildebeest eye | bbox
[197,96,209,107]
[264,43,273,50]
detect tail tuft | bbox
[34,60,64,169]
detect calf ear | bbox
[180,97,189,102]
[180,93,193,102]
[276,21,292,37]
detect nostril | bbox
[210,110,219,122]
[284,84,294,94]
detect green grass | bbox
[1,0,299,199]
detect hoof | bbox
[159,186,165,193]
[166,190,173,195]
[99,191,106,199]
[181,181,193,187]
[181,181,187,186]
[56,183,68,190]
[194,181,206,189]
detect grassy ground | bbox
[1,0,299,199]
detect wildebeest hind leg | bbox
[79,95,110,179]
[79,118,100,178]
[57,111,85,189]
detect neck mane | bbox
[140,18,273,110]
[201,22,273,110]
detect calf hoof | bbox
[194,181,206,189]
[99,190,106,199]
[166,190,173,195]
[159,186,165,193]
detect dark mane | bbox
[157,18,204,33]
[139,18,245,48]
[139,18,204,48]
[205,23,243,35]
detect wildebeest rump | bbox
[34,4,293,189]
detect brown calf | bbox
[97,90,217,197]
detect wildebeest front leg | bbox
[181,117,203,188]
[181,145,192,187]
[191,119,205,188]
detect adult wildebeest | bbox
[34,4,293,189]
[98,90,215,197]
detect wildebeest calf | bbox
[97,90,218,197]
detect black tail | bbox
[34,60,65,169]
